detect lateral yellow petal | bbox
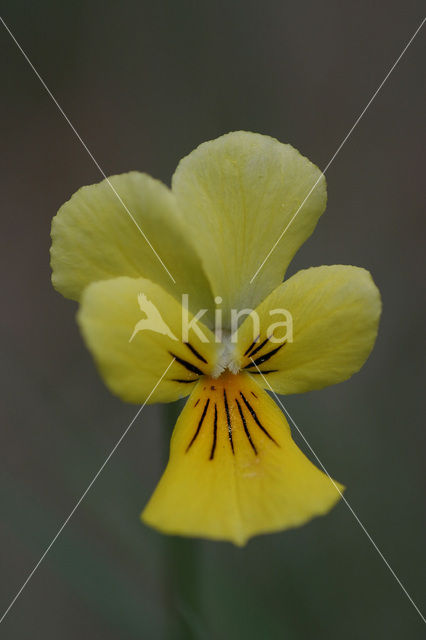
[235,265,381,394]
[77,277,219,404]
[51,172,214,317]
[172,131,326,323]
[142,373,343,545]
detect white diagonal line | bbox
[0,358,176,625]
[0,16,176,284]
[250,17,425,284]
[250,360,426,624]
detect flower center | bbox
[212,335,240,378]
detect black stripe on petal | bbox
[244,342,286,369]
[185,342,208,364]
[209,404,218,460]
[248,369,279,375]
[244,335,260,356]
[170,352,204,376]
[235,398,257,455]
[240,392,278,445]
[223,389,234,454]
[246,337,269,359]
[186,398,210,451]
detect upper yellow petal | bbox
[172,131,326,322]
[142,372,343,545]
[235,265,381,394]
[77,276,220,404]
[51,171,215,318]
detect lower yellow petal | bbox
[142,373,343,545]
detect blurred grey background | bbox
[0,1,425,638]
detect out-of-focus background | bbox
[1,2,425,638]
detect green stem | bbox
[162,401,201,640]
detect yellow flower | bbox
[50,131,381,546]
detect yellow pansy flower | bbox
[50,131,381,546]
